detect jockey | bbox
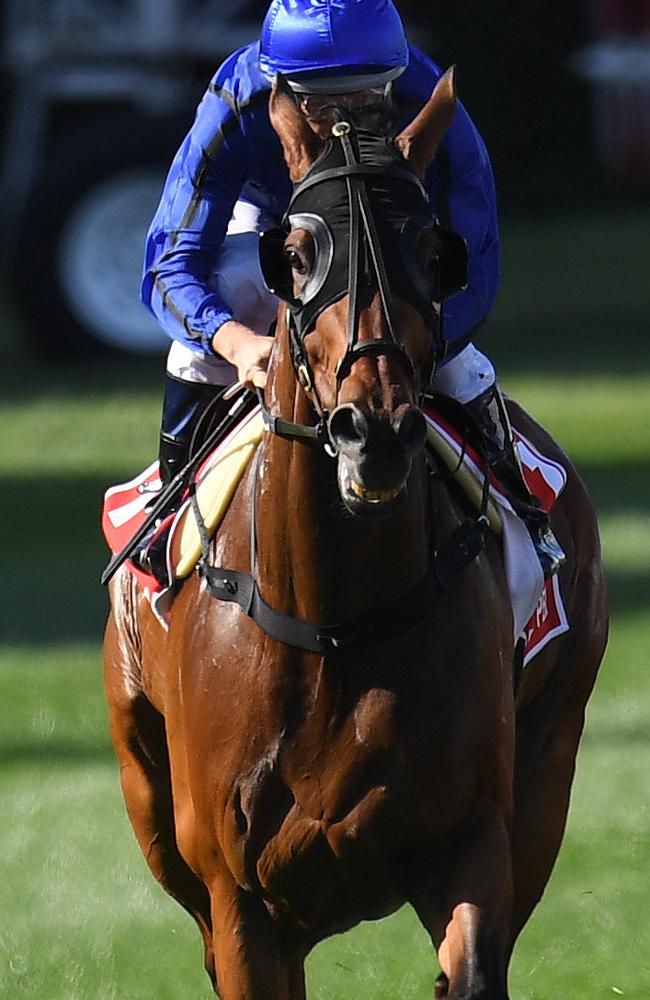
[141,0,565,578]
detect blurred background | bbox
[0,2,648,998]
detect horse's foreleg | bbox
[104,618,216,985]
[208,868,304,1000]
[412,804,512,1000]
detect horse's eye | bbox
[416,228,441,277]
[425,252,441,274]
[284,246,308,275]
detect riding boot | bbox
[160,374,223,484]
[465,383,566,579]
[134,375,220,579]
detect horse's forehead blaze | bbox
[311,292,429,362]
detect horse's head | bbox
[262,69,467,515]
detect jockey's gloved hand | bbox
[212,321,273,390]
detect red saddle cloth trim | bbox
[102,462,172,597]
[524,575,570,666]
[421,403,567,513]
[102,461,161,551]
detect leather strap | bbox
[199,517,487,654]
[291,162,427,202]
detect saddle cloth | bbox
[102,403,569,665]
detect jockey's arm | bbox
[425,94,500,358]
[141,79,271,385]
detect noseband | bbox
[259,118,467,449]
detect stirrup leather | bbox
[466,384,566,578]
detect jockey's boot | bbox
[134,376,220,581]
[465,383,566,579]
[144,374,221,509]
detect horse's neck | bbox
[254,383,431,624]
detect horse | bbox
[103,71,608,1000]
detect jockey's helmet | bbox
[259,0,408,94]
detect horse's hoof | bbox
[433,971,449,998]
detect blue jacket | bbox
[142,41,499,358]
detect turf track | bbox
[1,208,648,998]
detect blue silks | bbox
[142,42,499,360]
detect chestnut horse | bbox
[104,72,608,999]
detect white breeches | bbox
[166,199,496,403]
[433,343,495,403]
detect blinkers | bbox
[259,122,469,409]
[261,210,467,316]
[260,130,468,337]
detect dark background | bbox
[1,0,647,363]
[242,0,647,212]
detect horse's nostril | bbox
[393,406,427,455]
[329,404,369,447]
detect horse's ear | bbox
[394,66,457,179]
[269,74,324,182]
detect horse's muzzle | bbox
[328,402,427,514]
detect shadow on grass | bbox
[0,263,648,406]
[0,740,114,767]
[1,470,112,645]
[581,723,650,748]
[4,723,647,768]
[488,308,650,380]
[0,326,647,405]
[0,354,162,405]
[574,460,650,516]
[601,568,650,613]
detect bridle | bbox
[196,120,483,651]
[258,117,468,450]
[289,120,436,385]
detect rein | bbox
[330,120,417,385]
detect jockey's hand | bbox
[212,321,273,390]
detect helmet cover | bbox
[260,0,409,90]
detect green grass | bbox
[1,207,649,998]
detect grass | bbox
[1,205,649,998]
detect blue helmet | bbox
[259,0,409,93]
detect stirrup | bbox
[131,520,171,585]
[141,480,165,514]
[532,524,566,580]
